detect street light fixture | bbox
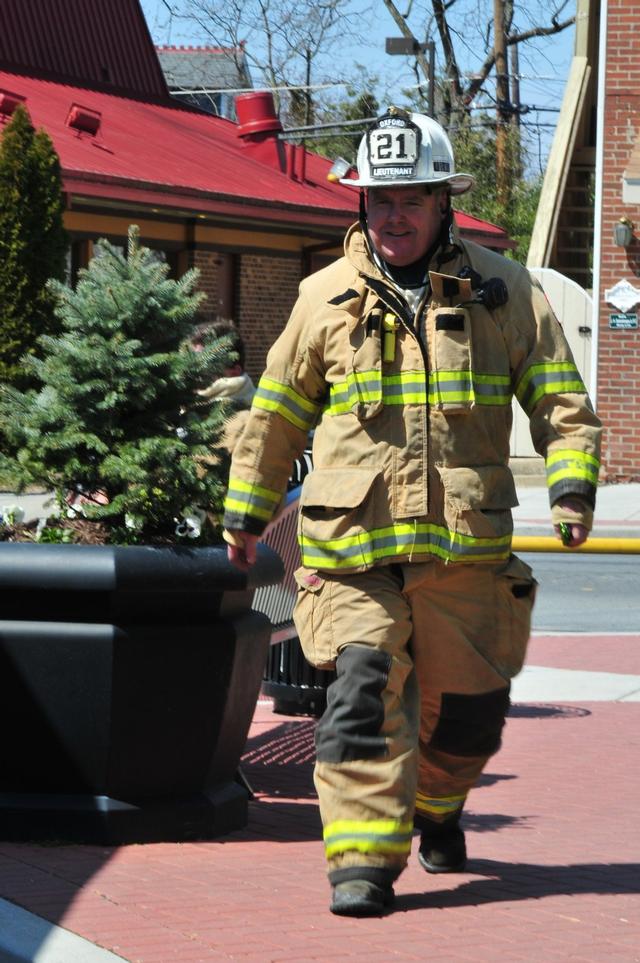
[614,216,634,248]
[385,38,436,118]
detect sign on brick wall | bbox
[609,312,639,329]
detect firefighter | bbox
[223,107,602,916]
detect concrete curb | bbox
[0,898,127,963]
[511,664,640,702]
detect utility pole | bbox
[493,0,510,207]
[305,48,312,127]
[510,43,520,130]
[510,42,523,179]
[427,40,435,119]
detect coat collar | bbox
[342,221,470,320]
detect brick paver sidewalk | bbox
[0,633,638,963]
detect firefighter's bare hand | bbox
[226,531,259,570]
[553,496,589,548]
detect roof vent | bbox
[66,103,102,136]
[0,89,26,119]
[236,91,282,137]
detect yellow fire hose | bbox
[512,535,640,554]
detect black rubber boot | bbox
[417,817,467,874]
[330,880,395,917]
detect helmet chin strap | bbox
[437,203,464,268]
[359,189,373,253]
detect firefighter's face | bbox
[367,185,448,267]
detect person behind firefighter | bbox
[222,106,602,917]
[191,317,255,405]
[189,317,256,454]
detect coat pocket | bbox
[348,318,384,420]
[431,307,473,413]
[492,554,537,678]
[298,467,381,571]
[436,464,518,540]
[292,566,337,669]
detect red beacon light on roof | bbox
[66,103,102,137]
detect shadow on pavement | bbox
[396,859,640,911]
[241,718,317,800]
[476,771,517,787]
[462,811,528,833]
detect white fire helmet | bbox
[340,106,474,195]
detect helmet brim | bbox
[339,172,474,195]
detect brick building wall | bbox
[235,253,302,382]
[598,0,640,480]
[192,250,222,322]
[193,248,331,383]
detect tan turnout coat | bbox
[223,223,602,572]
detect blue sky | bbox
[140,0,576,175]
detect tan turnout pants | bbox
[293,555,536,886]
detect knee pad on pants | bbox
[316,645,391,764]
[429,687,511,757]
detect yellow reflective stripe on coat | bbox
[546,449,600,489]
[325,369,512,414]
[324,819,413,858]
[415,791,466,818]
[224,476,281,522]
[515,362,586,414]
[300,521,512,569]
[253,375,321,431]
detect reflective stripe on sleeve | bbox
[515,362,586,414]
[300,522,512,569]
[546,449,600,491]
[252,376,321,431]
[323,819,413,858]
[224,477,282,523]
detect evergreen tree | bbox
[0,104,68,386]
[0,226,237,544]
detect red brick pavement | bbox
[0,634,638,963]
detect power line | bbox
[278,116,377,138]
[167,82,349,95]
[278,118,558,142]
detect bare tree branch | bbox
[381,0,575,129]
[507,18,574,45]
[165,0,367,118]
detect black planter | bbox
[0,541,283,844]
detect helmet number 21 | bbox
[370,129,418,164]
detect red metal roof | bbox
[0,71,358,223]
[0,1,510,243]
[0,0,169,101]
[454,210,509,238]
[0,70,511,245]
